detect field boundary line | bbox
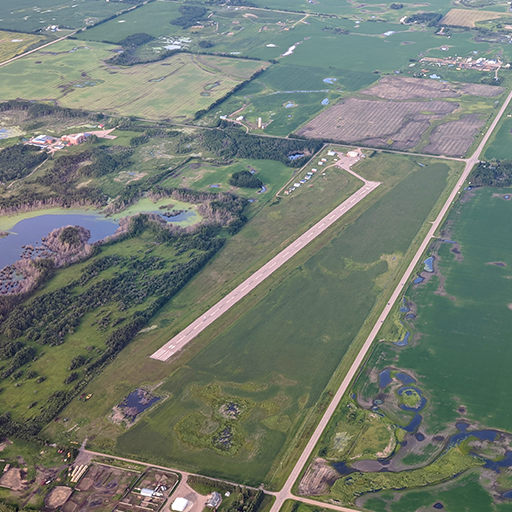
[150,169,380,361]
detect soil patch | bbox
[46,486,73,509]
[297,98,457,150]
[422,114,485,157]
[298,458,341,496]
[361,76,460,100]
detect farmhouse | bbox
[206,492,222,508]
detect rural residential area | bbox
[3,0,512,511]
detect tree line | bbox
[200,127,323,167]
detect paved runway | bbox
[151,172,380,361]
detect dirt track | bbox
[151,164,380,361]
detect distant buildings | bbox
[31,134,56,146]
[61,133,88,145]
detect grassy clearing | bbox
[484,105,512,160]
[280,501,332,512]
[43,153,458,488]
[0,40,267,121]
[162,158,290,199]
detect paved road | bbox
[266,76,512,512]
[151,168,380,361]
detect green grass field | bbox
[0,40,267,121]
[43,152,459,488]
[362,471,512,512]
[162,158,290,199]
[484,105,512,160]
[0,0,124,32]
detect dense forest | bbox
[201,127,323,167]
[471,160,512,187]
[229,170,263,189]
[0,145,47,183]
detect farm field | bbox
[440,8,510,28]
[0,31,46,62]
[44,153,460,489]
[298,76,504,156]
[0,0,125,32]
[0,40,268,121]
[484,106,512,159]
[309,186,512,509]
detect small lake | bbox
[0,198,201,271]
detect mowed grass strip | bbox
[440,8,510,28]
[0,40,267,121]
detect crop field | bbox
[484,107,512,160]
[77,1,183,42]
[310,186,512,509]
[440,8,510,28]
[422,113,485,157]
[297,98,458,150]
[0,0,124,32]
[298,76,504,154]
[0,40,267,121]
[361,76,504,100]
[0,31,46,62]
[44,153,458,487]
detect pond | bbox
[0,198,201,271]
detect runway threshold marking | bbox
[150,178,381,361]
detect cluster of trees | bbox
[201,127,323,167]
[106,32,158,66]
[59,226,81,247]
[229,170,263,189]
[0,144,47,183]
[405,13,442,26]
[171,5,209,29]
[0,100,97,121]
[390,3,404,8]
[471,160,512,187]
